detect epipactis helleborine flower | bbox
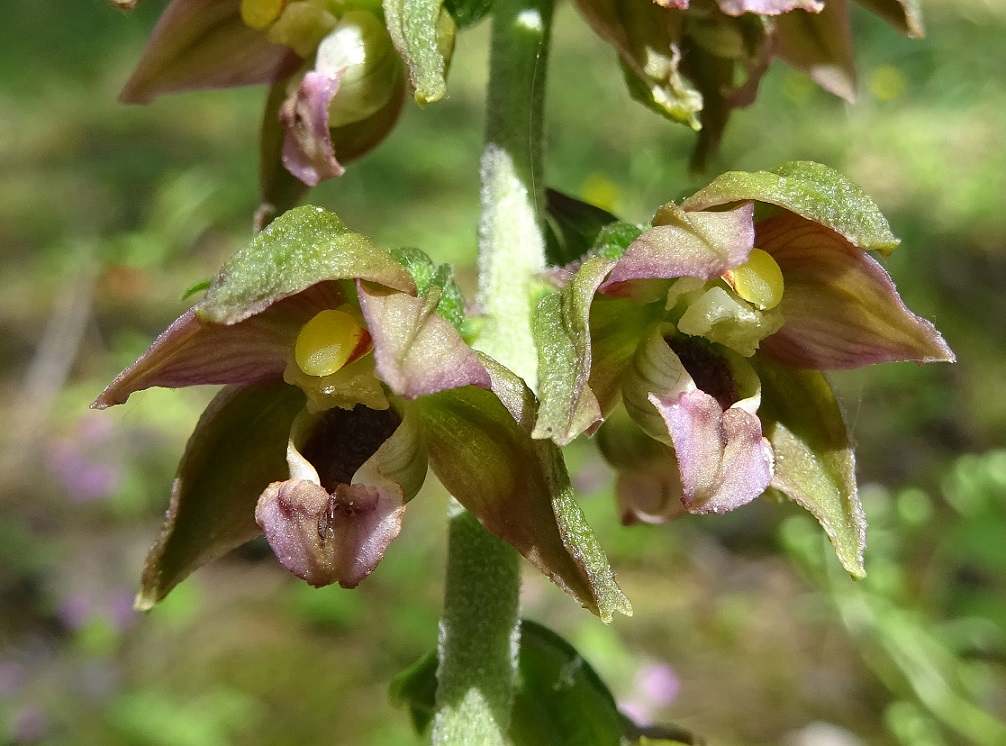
[571,0,924,167]
[94,206,629,621]
[118,0,415,216]
[534,161,953,576]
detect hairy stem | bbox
[432,0,554,743]
[475,0,554,392]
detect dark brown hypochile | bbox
[666,334,738,410]
[300,405,402,493]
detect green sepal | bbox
[180,278,211,301]
[683,161,900,255]
[590,221,645,261]
[414,360,630,621]
[855,0,924,39]
[197,205,416,325]
[775,0,857,103]
[620,55,703,132]
[443,0,493,28]
[679,44,735,173]
[383,0,455,104]
[750,356,866,578]
[533,257,614,445]
[390,246,466,330]
[136,383,305,610]
[390,620,698,744]
[544,188,620,267]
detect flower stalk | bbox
[434,0,555,741]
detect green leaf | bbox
[682,161,900,255]
[533,257,614,446]
[775,0,857,102]
[388,649,438,735]
[197,205,416,325]
[544,188,620,266]
[444,0,493,28]
[383,0,455,104]
[136,383,305,610]
[415,375,630,621]
[390,620,699,744]
[510,620,625,746]
[855,0,924,38]
[750,356,865,578]
[390,246,467,330]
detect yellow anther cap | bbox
[724,248,785,311]
[295,309,371,378]
[240,0,288,30]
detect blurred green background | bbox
[1,1,1004,744]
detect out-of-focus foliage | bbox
[1,0,1004,743]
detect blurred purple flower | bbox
[46,415,121,502]
[0,662,26,698]
[619,661,681,726]
[635,662,681,707]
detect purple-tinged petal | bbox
[135,383,304,610]
[602,203,755,292]
[358,283,491,398]
[621,327,772,513]
[651,389,773,514]
[280,71,346,187]
[256,478,405,588]
[597,408,686,524]
[616,466,686,525]
[119,0,300,104]
[775,0,857,102]
[716,0,823,15]
[93,282,342,408]
[758,213,955,369]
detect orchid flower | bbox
[119,0,410,208]
[94,206,629,621]
[534,161,953,576]
[571,0,924,167]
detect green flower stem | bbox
[433,0,554,743]
[475,0,554,392]
[432,502,522,745]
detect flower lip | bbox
[298,404,402,493]
[666,335,738,410]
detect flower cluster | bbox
[117,0,478,228]
[95,206,629,620]
[534,162,953,575]
[572,0,924,166]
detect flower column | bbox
[433,0,555,743]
